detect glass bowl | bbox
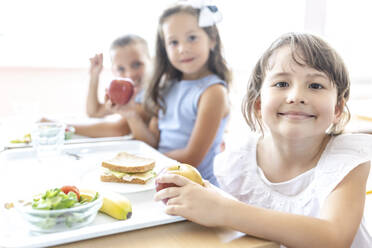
[64,126,75,140]
[15,193,103,233]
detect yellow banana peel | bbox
[99,191,132,220]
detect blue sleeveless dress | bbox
[134,89,144,103]
[157,74,228,185]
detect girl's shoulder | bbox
[321,133,372,165]
[314,133,372,198]
[199,74,226,86]
[176,74,228,111]
[216,131,260,162]
[330,132,372,148]
[214,132,260,189]
[182,74,227,89]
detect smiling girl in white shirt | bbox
[155,32,372,248]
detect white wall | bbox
[0,0,371,134]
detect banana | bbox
[99,191,132,220]
[79,189,96,201]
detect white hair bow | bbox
[180,0,223,27]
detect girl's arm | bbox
[86,80,113,118]
[165,84,229,166]
[155,162,370,248]
[74,103,153,138]
[109,99,160,148]
[86,53,112,118]
[125,106,160,148]
[39,116,130,138]
[61,104,152,138]
[73,118,130,138]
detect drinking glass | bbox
[31,122,65,162]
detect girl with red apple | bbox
[47,35,153,138]
[87,35,151,118]
[119,2,231,186]
[155,33,372,247]
[86,34,150,118]
[41,35,153,138]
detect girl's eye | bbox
[274,82,289,88]
[188,35,197,42]
[309,83,323,89]
[131,61,142,69]
[169,40,178,46]
[117,66,125,73]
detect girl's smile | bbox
[180,57,195,63]
[277,111,316,120]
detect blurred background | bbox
[0,0,371,135]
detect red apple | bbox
[155,163,204,204]
[108,78,134,105]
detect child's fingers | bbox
[90,54,98,62]
[153,186,181,202]
[104,92,109,102]
[155,173,192,187]
[202,179,213,187]
[166,196,181,206]
[98,53,103,63]
[89,54,103,66]
[164,204,185,216]
[105,100,115,110]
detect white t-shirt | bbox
[214,133,372,248]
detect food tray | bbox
[2,135,133,150]
[0,140,184,248]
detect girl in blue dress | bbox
[132,2,231,185]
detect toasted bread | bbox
[102,152,155,173]
[100,174,148,185]
[100,167,156,184]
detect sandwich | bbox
[101,151,156,184]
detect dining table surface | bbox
[55,221,279,248]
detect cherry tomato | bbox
[60,185,80,201]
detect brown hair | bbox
[110,34,150,58]
[144,4,231,116]
[242,32,350,135]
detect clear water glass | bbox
[31,122,65,161]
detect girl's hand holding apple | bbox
[155,163,204,204]
[104,78,139,118]
[105,92,138,120]
[154,165,232,227]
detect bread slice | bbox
[102,152,155,173]
[101,174,148,185]
[100,167,156,184]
